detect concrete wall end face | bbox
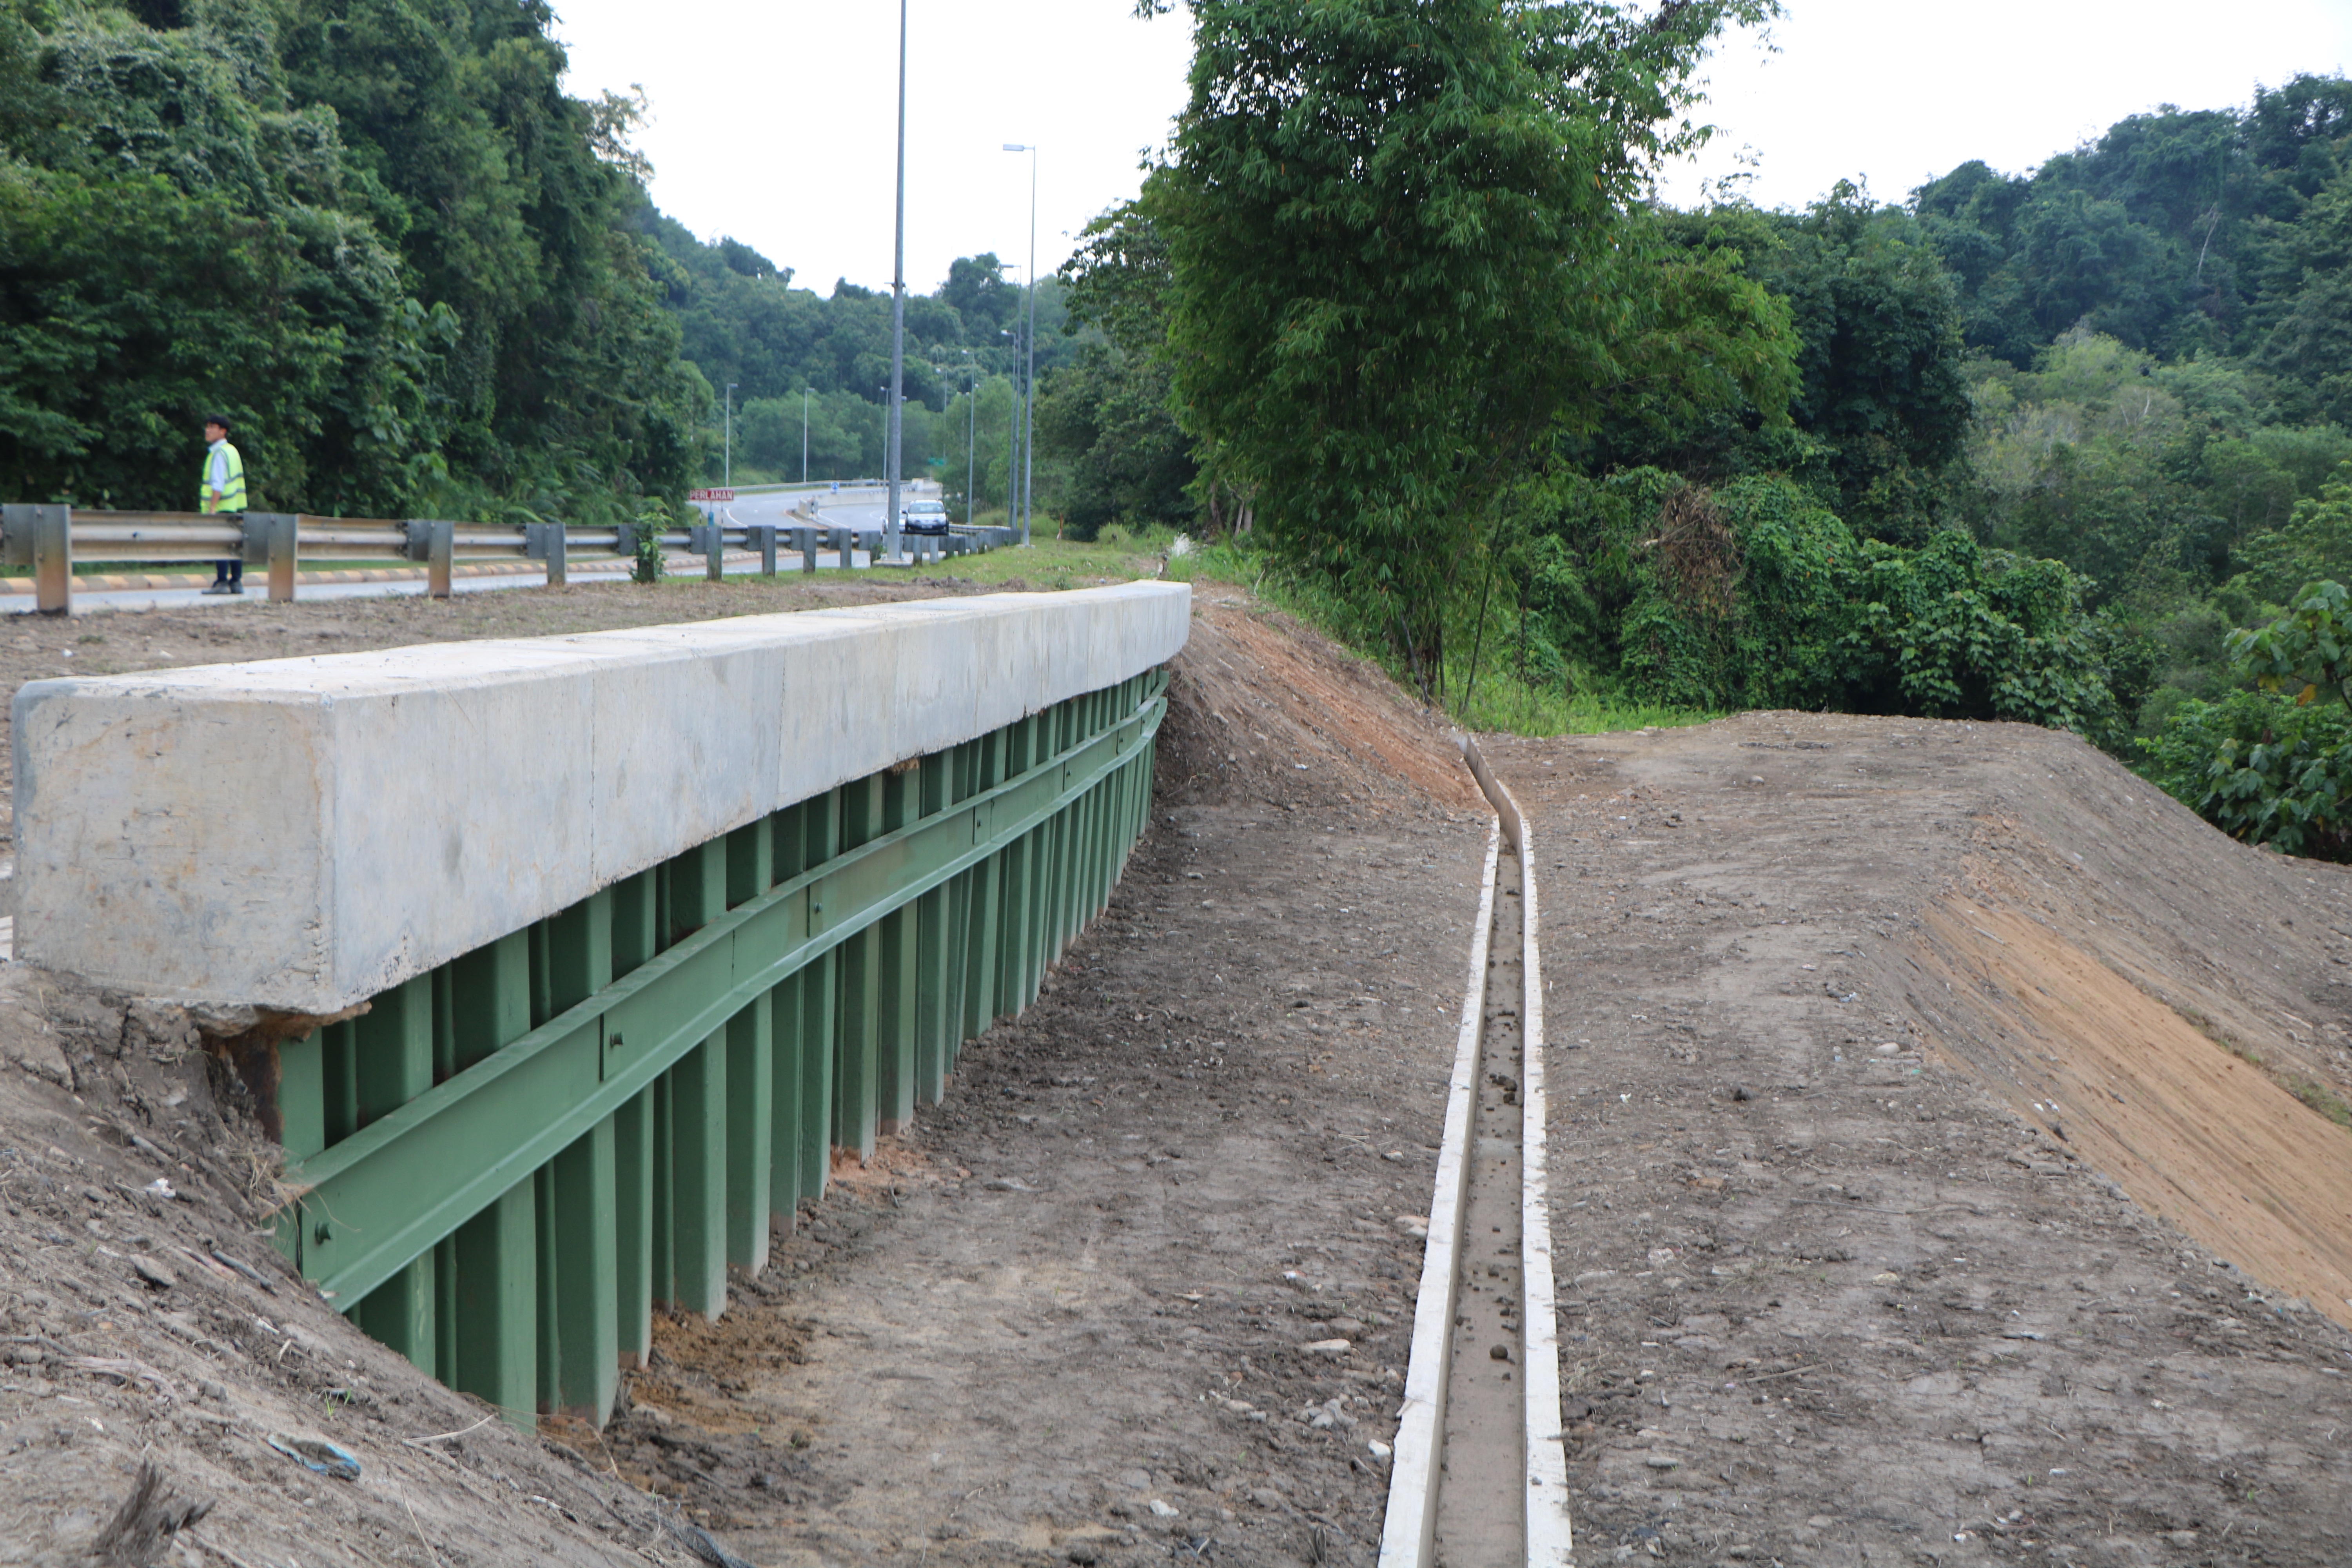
[15,679,335,1006]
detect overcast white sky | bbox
[552,0,2352,297]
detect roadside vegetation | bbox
[12,0,2352,851]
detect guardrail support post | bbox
[244,513,298,603]
[406,519,454,598]
[542,890,615,1422]
[751,526,777,578]
[702,520,724,583]
[526,522,568,588]
[669,1034,728,1318]
[724,817,776,1273]
[2,505,73,615]
[913,752,954,1106]
[445,931,535,1427]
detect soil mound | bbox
[1890,730,2352,1329]
[1520,711,2352,1328]
[1494,711,2352,1564]
[0,968,687,1565]
[1158,589,1483,815]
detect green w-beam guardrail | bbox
[270,670,1166,1428]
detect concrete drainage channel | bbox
[1381,739,1573,1567]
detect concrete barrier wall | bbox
[14,582,1190,1013]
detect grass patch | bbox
[1167,537,1719,739]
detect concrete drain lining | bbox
[1379,742,1573,1568]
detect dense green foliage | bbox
[21,0,2352,866]
[2143,687,2352,859]
[1508,471,2125,735]
[1,0,703,523]
[1134,0,1790,685]
[1054,8,2352,858]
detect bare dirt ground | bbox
[581,595,1495,1568]
[7,575,2352,1568]
[1490,715,2352,1568]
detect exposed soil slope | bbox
[0,969,704,1566]
[1490,713,2352,1567]
[1156,590,1483,815]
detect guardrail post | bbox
[526,522,567,588]
[243,513,298,603]
[830,526,849,571]
[794,526,816,574]
[751,526,777,578]
[2,505,73,615]
[697,519,723,583]
[406,519,454,598]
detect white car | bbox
[900,498,951,536]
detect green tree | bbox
[1044,191,1197,539]
[1144,0,1783,693]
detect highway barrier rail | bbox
[13,583,1189,1425]
[0,503,1016,613]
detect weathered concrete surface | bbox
[13,582,1189,1012]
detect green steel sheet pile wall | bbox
[270,670,1167,1428]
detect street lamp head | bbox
[1003,143,1029,152]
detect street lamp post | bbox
[723,382,738,491]
[1000,324,1018,531]
[801,387,811,483]
[965,353,977,524]
[884,0,909,563]
[1002,143,1038,546]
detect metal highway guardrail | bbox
[0,503,1016,613]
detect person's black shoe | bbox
[201,581,235,595]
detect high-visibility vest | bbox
[198,441,246,514]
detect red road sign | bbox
[688,488,736,503]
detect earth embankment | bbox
[1493,713,2352,1565]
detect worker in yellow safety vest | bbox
[199,413,247,595]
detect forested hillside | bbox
[14,0,2352,857]
[0,0,713,524]
[1051,0,2352,861]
